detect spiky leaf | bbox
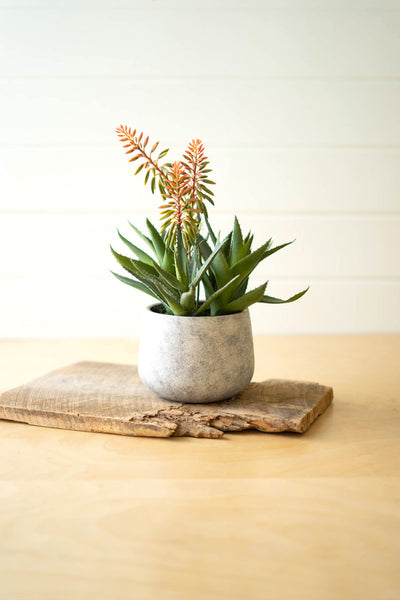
[117,230,155,266]
[110,271,158,299]
[259,287,309,304]
[222,282,268,314]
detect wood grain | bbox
[0,361,332,438]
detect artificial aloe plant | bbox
[111,125,308,316]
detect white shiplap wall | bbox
[0,0,399,338]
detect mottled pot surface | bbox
[138,305,255,403]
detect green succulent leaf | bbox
[243,231,253,244]
[204,215,217,245]
[129,260,186,315]
[146,219,166,264]
[201,271,215,298]
[259,287,309,304]
[216,238,271,305]
[263,240,294,259]
[191,236,230,289]
[110,246,136,275]
[230,277,250,301]
[117,230,155,266]
[161,246,175,274]
[152,263,187,293]
[222,282,268,314]
[111,248,166,303]
[128,221,154,253]
[194,275,240,316]
[198,235,212,259]
[174,229,189,286]
[110,271,158,299]
[231,238,272,279]
[242,235,254,256]
[229,216,244,266]
[159,288,187,315]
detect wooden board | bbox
[0,361,333,438]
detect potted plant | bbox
[111,126,308,403]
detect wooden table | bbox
[0,335,399,600]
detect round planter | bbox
[138,304,255,403]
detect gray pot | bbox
[138,304,255,403]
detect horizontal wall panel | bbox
[1,147,399,214]
[0,278,398,337]
[1,9,399,78]
[0,214,398,279]
[1,80,399,147]
[1,2,399,10]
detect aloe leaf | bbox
[194,275,240,316]
[211,251,232,289]
[263,240,294,259]
[218,238,271,305]
[201,271,214,298]
[222,282,268,314]
[129,258,158,278]
[117,230,155,266]
[175,228,189,286]
[155,285,186,315]
[198,235,212,259]
[243,231,253,245]
[222,232,232,260]
[146,219,166,263]
[131,261,180,300]
[229,216,244,266]
[230,276,250,300]
[152,263,187,293]
[161,246,176,274]
[204,215,217,245]
[188,242,200,281]
[111,248,166,303]
[131,259,181,297]
[191,236,230,289]
[128,221,155,253]
[231,238,272,278]
[110,246,137,275]
[130,260,186,314]
[110,271,158,299]
[259,287,309,304]
[203,234,232,289]
[242,235,254,256]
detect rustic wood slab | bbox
[0,361,333,438]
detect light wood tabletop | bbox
[0,335,399,600]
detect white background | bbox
[0,0,399,338]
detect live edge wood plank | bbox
[0,361,333,438]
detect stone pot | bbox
[138,304,255,403]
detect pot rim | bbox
[146,302,249,320]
